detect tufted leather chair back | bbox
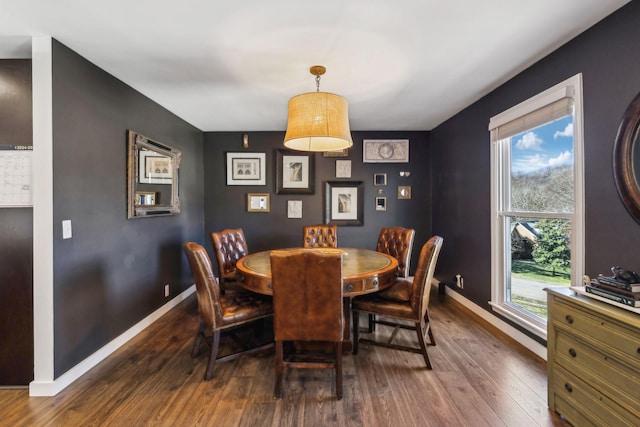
[210,228,249,282]
[376,227,415,278]
[302,224,338,248]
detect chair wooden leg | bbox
[274,341,284,399]
[368,314,376,332]
[425,310,436,345]
[191,321,205,358]
[204,330,221,381]
[415,321,433,369]
[335,341,343,400]
[352,310,360,354]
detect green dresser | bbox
[546,287,640,427]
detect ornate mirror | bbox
[613,90,640,225]
[127,130,181,218]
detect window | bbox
[489,74,584,339]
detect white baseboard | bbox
[29,285,196,396]
[436,283,547,361]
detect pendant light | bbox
[284,65,353,152]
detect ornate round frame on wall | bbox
[613,90,640,225]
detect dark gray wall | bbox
[0,59,33,385]
[51,40,204,376]
[203,131,431,274]
[431,1,640,332]
[22,1,640,379]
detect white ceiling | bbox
[0,0,630,132]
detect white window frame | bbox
[489,74,584,340]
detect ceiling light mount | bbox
[310,65,326,91]
[283,65,353,152]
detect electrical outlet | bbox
[456,274,463,288]
[164,284,170,297]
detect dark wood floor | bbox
[1,288,570,426]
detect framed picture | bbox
[287,200,303,219]
[324,181,364,226]
[373,173,387,186]
[135,191,156,206]
[322,148,349,157]
[335,160,352,178]
[247,193,270,212]
[398,185,412,199]
[138,150,173,184]
[276,149,315,194]
[363,139,409,163]
[226,152,266,185]
[375,197,387,211]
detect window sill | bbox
[489,301,547,341]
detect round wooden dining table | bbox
[235,247,399,296]
[236,248,398,350]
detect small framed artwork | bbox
[247,193,270,212]
[135,191,156,206]
[335,160,352,178]
[373,173,387,186]
[324,181,364,226]
[139,150,173,184]
[287,200,303,219]
[375,197,387,211]
[363,139,409,163]
[226,152,266,185]
[323,148,349,157]
[398,186,412,199]
[276,149,315,194]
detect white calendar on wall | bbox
[0,147,33,207]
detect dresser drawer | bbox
[554,329,640,411]
[551,299,640,362]
[552,365,640,427]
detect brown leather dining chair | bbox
[302,224,338,248]
[210,228,249,293]
[369,227,416,331]
[376,226,415,278]
[352,236,444,369]
[270,248,344,399]
[183,242,273,380]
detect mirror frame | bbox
[127,130,181,218]
[613,91,640,225]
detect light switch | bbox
[62,220,72,239]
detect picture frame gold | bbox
[397,186,412,199]
[135,191,156,206]
[373,173,387,186]
[247,193,270,212]
[322,148,349,157]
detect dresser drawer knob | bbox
[564,383,573,393]
[564,314,573,324]
[346,284,354,292]
[568,348,577,358]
